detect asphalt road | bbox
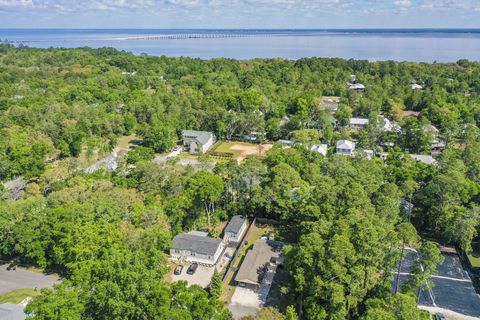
[0,264,60,295]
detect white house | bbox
[182,130,216,154]
[411,83,423,90]
[336,140,356,155]
[349,118,369,130]
[223,215,247,243]
[347,82,365,92]
[310,144,328,156]
[170,231,225,266]
[360,149,375,160]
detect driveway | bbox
[229,265,278,319]
[170,264,215,288]
[0,264,60,295]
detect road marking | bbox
[398,272,471,282]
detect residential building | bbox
[223,215,247,243]
[349,118,369,130]
[310,144,328,156]
[170,231,225,266]
[410,154,438,166]
[360,149,375,160]
[235,240,283,289]
[411,83,423,90]
[278,139,294,146]
[347,82,365,92]
[182,130,216,154]
[336,140,356,155]
[320,96,341,112]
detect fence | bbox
[222,217,256,283]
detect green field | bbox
[0,288,40,304]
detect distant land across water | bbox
[1,29,480,62]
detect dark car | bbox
[186,263,198,275]
[174,265,183,275]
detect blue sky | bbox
[0,0,479,29]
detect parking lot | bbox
[393,248,480,318]
[0,264,60,295]
[170,247,235,288]
[170,263,215,288]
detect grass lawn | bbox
[117,134,141,153]
[0,288,40,304]
[468,253,480,268]
[467,243,480,268]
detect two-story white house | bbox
[336,140,356,156]
[170,231,225,266]
[223,215,247,244]
[182,130,216,154]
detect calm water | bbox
[2,29,480,62]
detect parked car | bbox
[187,263,198,275]
[435,313,446,320]
[174,265,183,275]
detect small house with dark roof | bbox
[223,215,247,243]
[182,130,216,154]
[235,239,283,289]
[170,231,224,266]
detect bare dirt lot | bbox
[213,142,273,162]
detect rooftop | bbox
[182,130,215,145]
[410,154,438,165]
[235,240,282,285]
[336,140,355,150]
[350,118,369,126]
[172,233,223,256]
[0,303,25,320]
[225,215,247,234]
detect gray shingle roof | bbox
[172,233,222,256]
[235,240,282,285]
[182,130,214,145]
[225,215,246,234]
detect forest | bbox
[0,43,480,319]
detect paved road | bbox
[0,264,60,295]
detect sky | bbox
[0,0,480,29]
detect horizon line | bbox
[1,27,480,31]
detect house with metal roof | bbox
[410,154,438,166]
[349,118,369,130]
[235,240,283,289]
[347,82,365,92]
[336,140,356,156]
[182,130,216,154]
[223,215,247,243]
[310,144,328,156]
[170,231,225,266]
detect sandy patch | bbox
[229,144,273,162]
